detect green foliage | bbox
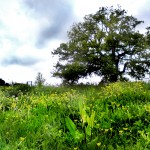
[54,62,87,85]
[65,117,77,136]
[52,6,150,84]
[0,82,150,149]
[0,84,33,97]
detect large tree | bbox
[52,6,150,84]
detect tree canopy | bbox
[52,6,150,84]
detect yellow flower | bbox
[123,128,128,131]
[27,105,30,109]
[11,103,16,108]
[20,137,25,141]
[97,142,101,147]
[105,129,109,132]
[119,130,123,135]
[116,104,120,107]
[110,128,113,131]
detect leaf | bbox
[87,137,99,149]
[87,110,95,128]
[86,125,91,136]
[74,130,84,143]
[65,117,76,136]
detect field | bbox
[0,81,150,150]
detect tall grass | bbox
[0,81,150,149]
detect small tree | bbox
[52,6,150,84]
[35,72,45,87]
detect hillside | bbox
[0,82,150,149]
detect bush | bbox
[1,84,33,97]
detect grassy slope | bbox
[0,82,150,150]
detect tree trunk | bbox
[110,74,118,82]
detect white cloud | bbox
[0,0,149,84]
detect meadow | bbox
[0,81,150,150]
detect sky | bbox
[0,0,150,85]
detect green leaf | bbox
[86,125,91,136]
[87,137,99,149]
[65,117,76,136]
[74,130,84,143]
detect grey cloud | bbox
[2,56,41,66]
[23,0,74,47]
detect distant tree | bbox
[0,78,5,86]
[0,78,10,86]
[34,72,45,87]
[52,6,150,84]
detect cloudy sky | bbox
[0,0,150,84]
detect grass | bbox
[0,81,150,149]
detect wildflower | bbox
[20,137,25,141]
[123,128,128,131]
[11,103,16,108]
[59,130,62,133]
[119,130,123,135]
[104,129,109,132]
[110,128,113,131]
[97,142,101,147]
[111,102,115,105]
[74,119,78,122]
[116,104,120,107]
[27,105,30,109]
